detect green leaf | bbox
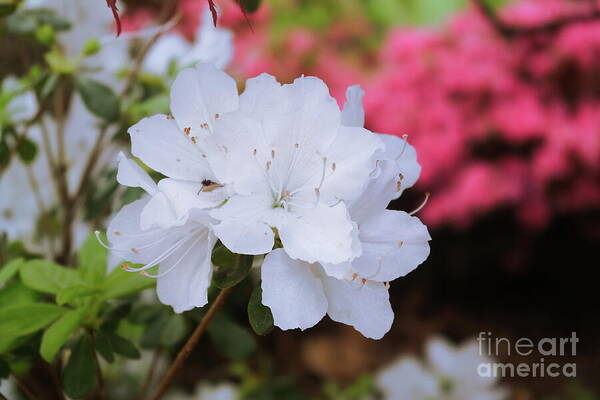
[208,316,256,360]
[101,268,154,300]
[95,330,114,363]
[241,0,261,13]
[20,259,82,294]
[106,332,140,359]
[16,137,38,164]
[40,309,84,362]
[56,285,101,306]
[160,314,188,347]
[5,8,71,35]
[212,247,253,289]
[76,78,120,121]
[0,303,67,337]
[247,285,274,336]
[0,257,24,285]
[0,280,39,307]
[0,0,18,17]
[129,304,162,325]
[63,335,95,399]
[0,303,66,352]
[78,234,107,284]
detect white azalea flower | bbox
[129,64,383,265]
[377,357,439,400]
[375,337,508,400]
[165,382,238,400]
[259,85,430,339]
[144,6,234,75]
[102,153,225,312]
[425,337,507,400]
[206,74,384,264]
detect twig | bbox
[90,332,106,400]
[121,1,179,97]
[54,82,75,265]
[13,375,37,400]
[149,287,233,400]
[60,1,178,263]
[472,0,600,38]
[71,0,179,207]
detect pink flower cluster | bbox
[122,0,600,230]
[364,0,600,229]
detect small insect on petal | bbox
[184,127,191,135]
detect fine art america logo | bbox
[477,332,578,378]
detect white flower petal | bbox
[278,202,356,264]
[238,73,283,120]
[353,210,430,282]
[116,152,157,194]
[181,7,234,70]
[170,63,238,137]
[318,126,384,204]
[341,85,365,128]
[274,76,341,152]
[261,249,327,331]
[156,230,216,312]
[210,195,275,255]
[321,274,393,339]
[143,34,190,75]
[107,197,184,265]
[204,115,271,196]
[157,178,226,218]
[379,134,421,191]
[128,114,211,181]
[140,192,182,230]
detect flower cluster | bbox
[376,337,507,400]
[364,0,600,229]
[105,63,430,339]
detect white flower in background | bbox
[0,156,44,243]
[259,86,430,339]
[144,6,234,75]
[165,382,238,400]
[377,357,439,400]
[376,337,508,400]
[25,0,128,85]
[101,153,226,312]
[1,77,38,123]
[207,75,383,264]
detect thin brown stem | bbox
[90,332,106,400]
[121,2,179,97]
[149,287,233,400]
[13,375,37,400]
